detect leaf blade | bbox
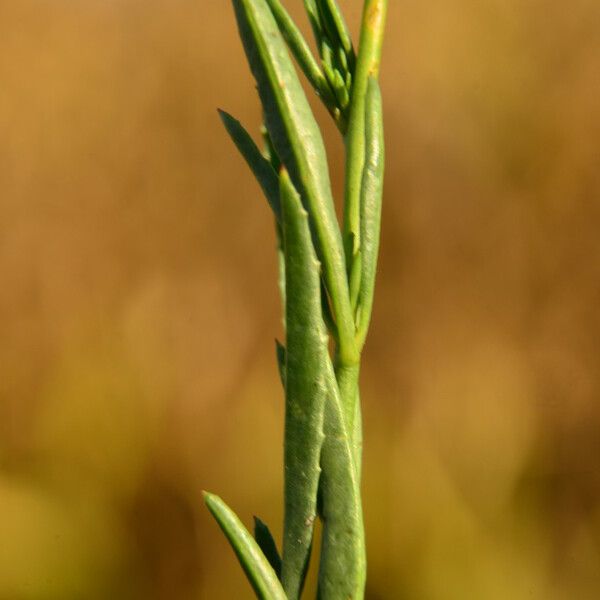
[317,0,354,60]
[343,0,388,298]
[203,492,287,600]
[279,169,327,599]
[254,516,282,579]
[275,339,286,388]
[317,358,365,599]
[219,109,281,222]
[356,77,384,348]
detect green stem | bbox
[334,359,360,461]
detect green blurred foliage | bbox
[1,0,599,598]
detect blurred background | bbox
[1,0,599,598]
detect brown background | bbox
[1,0,599,598]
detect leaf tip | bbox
[217,108,229,122]
[202,490,217,507]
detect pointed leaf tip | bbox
[218,108,281,222]
[204,492,286,600]
[253,516,282,579]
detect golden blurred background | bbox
[1,0,599,598]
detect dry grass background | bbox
[1,0,599,598]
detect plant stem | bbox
[334,360,360,459]
[208,2,388,598]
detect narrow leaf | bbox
[320,41,338,95]
[231,0,357,365]
[320,280,338,342]
[337,45,348,72]
[317,359,365,599]
[320,38,334,75]
[261,123,282,172]
[349,242,361,310]
[332,69,349,109]
[275,339,286,388]
[203,492,287,600]
[219,109,281,222]
[254,516,282,579]
[264,0,337,111]
[303,0,324,44]
[280,169,327,599]
[343,0,388,285]
[317,0,354,60]
[356,77,384,348]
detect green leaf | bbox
[231,0,357,366]
[275,339,286,388]
[254,517,282,579]
[261,123,282,172]
[352,385,363,483]
[317,359,365,600]
[203,492,287,600]
[343,0,388,288]
[337,45,348,73]
[303,0,324,44]
[320,40,336,87]
[316,0,354,61]
[356,77,384,348]
[219,109,281,222]
[349,238,361,310]
[320,280,338,342]
[264,0,337,112]
[331,69,349,109]
[279,169,327,599]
